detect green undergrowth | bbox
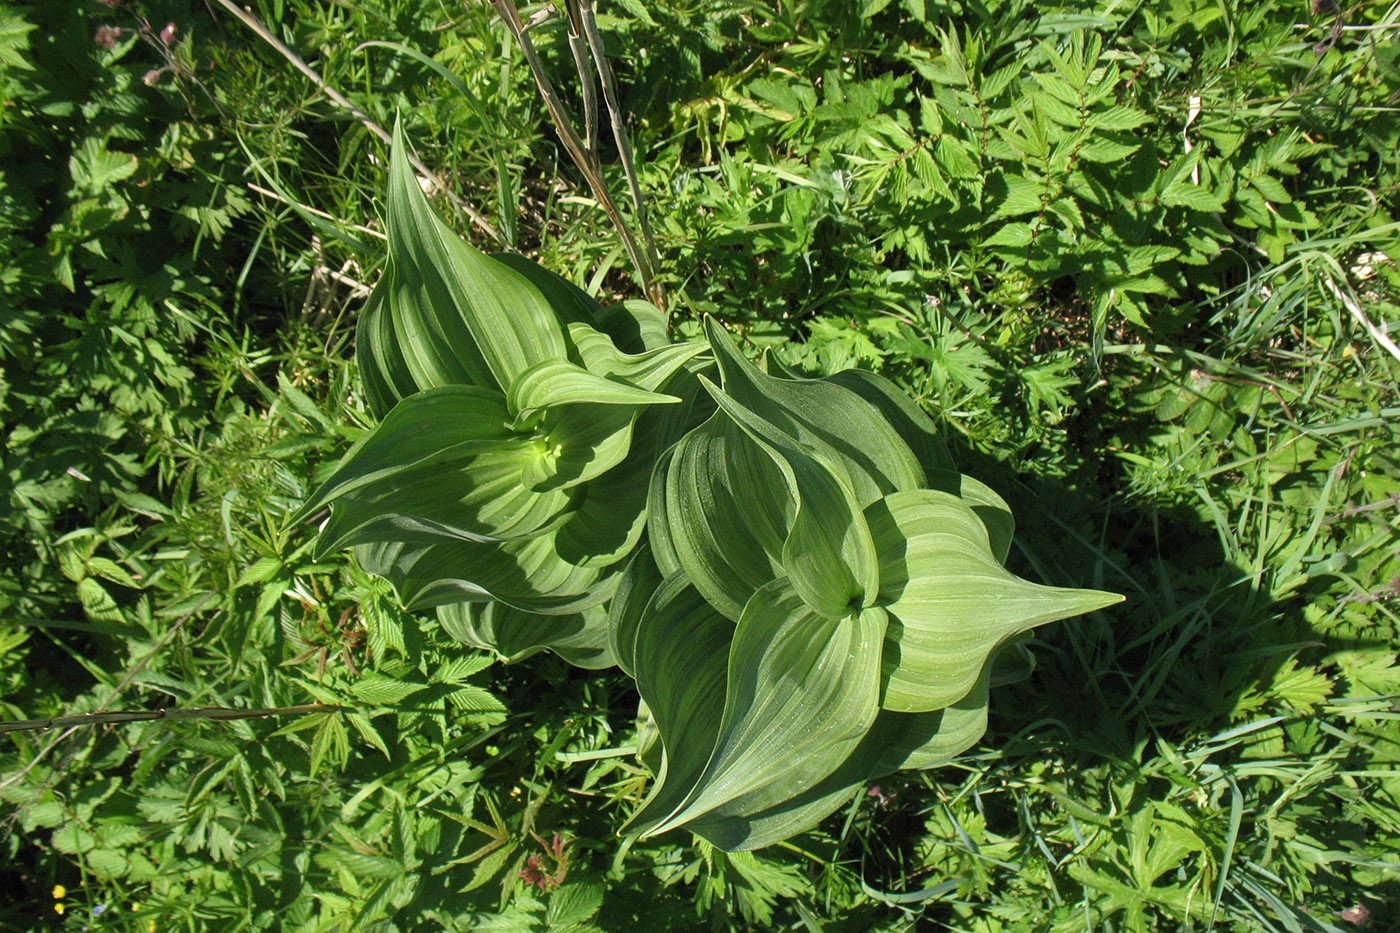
[2,0,1399,929]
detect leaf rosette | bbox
[304,125,1121,851]
[299,124,706,663]
[619,320,1122,849]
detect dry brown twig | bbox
[488,0,664,308]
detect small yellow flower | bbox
[52,885,66,899]
[54,903,66,916]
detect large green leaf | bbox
[507,359,680,416]
[867,490,1123,712]
[606,546,663,679]
[355,122,570,409]
[622,576,734,838]
[687,656,992,851]
[703,318,925,505]
[637,581,885,839]
[654,410,794,619]
[438,601,616,669]
[701,377,880,618]
[824,367,955,478]
[567,324,710,392]
[520,404,639,493]
[489,252,603,330]
[353,530,618,615]
[300,387,572,551]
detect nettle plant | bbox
[301,126,1121,851]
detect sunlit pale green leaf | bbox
[354,122,570,412]
[623,576,734,838]
[300,387,572,551]
[704,318,925,505]
[353,530,618,616]
[702,378,879,618]
[507,359,679,417]
[868,490,1122,711]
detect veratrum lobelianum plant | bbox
[301,124,1123,851]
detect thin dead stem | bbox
[488,0,663,308]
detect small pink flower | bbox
[159,22,177,44]
[142,68,162,86]
[96,0,120,8]
[93,25,122,48]
[1340,903,1371,928]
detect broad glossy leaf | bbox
[867,490,1123,712]
[437,600,616,669]
[357,122,569,406]
[355,276,418,418]
[640,581,884,838]
[353,529,618,615]
[689,653,991,850]
[703,318,924,505]
[521,404,637,493]
[869,658,992,772]
[686,656,986,851]
[301,387,571,550]
[554,370,713,570]
[550,432,651,568]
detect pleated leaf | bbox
[867,489,1123,712]
[637,581,885,839]
[703,318,925,505]
[606,546,663,679]
[355,122,569,410]
[654,410,794,619]
[353,530,618,616]
[622,575,734,838]
[437,601,616,669]
[300,386,572,551]
[567,323,710,392]
[702,377,880,618]
[686,653,993,851]
[824,367,955,479]
[507,359,680,416]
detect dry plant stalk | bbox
[488,0,664,309]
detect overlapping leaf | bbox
[310,123,1124,855]
[867,489,1121,712]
